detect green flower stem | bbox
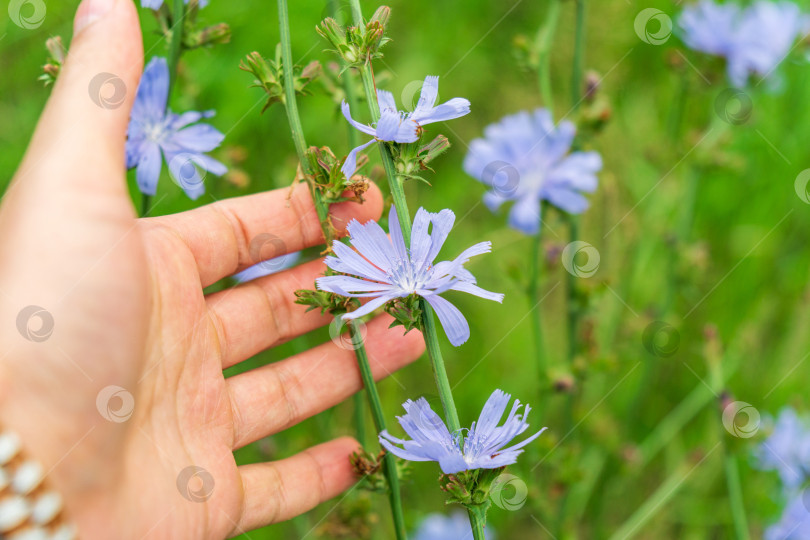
[167,0,185,95]
[528,216,548,408]
[347,0,472,535]
[467,506,487,540]
[708,342,749,540]
[350,23,461,436]
[141,0,186,218]
[724,453,750,540]
[420,299,461,432]
[278,3,405,539]
[351,324,407,540]
[571,0,586,109]
[331,0,367,450]
[356,64,413,239]
[536,0,561,112]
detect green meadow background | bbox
[2,0,810,538]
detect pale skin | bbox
[0,0,424,537]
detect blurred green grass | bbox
[3,0,810,538]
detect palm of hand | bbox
[0,2,423,538]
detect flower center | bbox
[143,117,171,144]
[386,258,432,293]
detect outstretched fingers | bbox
[146,182,383,288]
[227,314,425,449]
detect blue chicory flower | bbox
[126,57,226,200]
[414,512,495,540]
[141,0,208,9]
[232,252,301,283]
[678,0,810,87]
[757,408,810,491]
[463,108,602,235]
[765,493,810,540]
[340,75,470,179]
[316,205,502,346]
[379,389,545,474]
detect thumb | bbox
[14,0,143,200]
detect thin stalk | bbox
[355,64,412,238]
[528,225,548,408]
[467,507,487,540]
[536,0,561,112]
[724,453,750,540]
[167,0,185,94]
[420,299,461,432]
[278,2,405,538]
[141,194,152,217]
[350,26,461,435]
[555,214,580,537]
[351,324,407,540]
[331,0,367,450]
[140,0,186,218]
[571,0,586,109]
[346,0,473,535]
[278,0,330,229]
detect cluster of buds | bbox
[317,6,391,67]
[384,295,423,335]
[240,48,321,113]
[39,36,66,86]
[295,288,358,315]
[150,0,231,51]
[439,468,504,520]
[391,135,452,183]
[305,146,370,204]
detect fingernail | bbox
[74,0,118,36]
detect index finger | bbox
[144,181,383,288]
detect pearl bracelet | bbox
[0,429,76,540]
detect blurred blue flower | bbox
[463,108,601,235]
[126,57,226,200]
[141,0,209,9]
[414,512,495,540]
[757,408,810,490]
[316,205,502,346]
[678,0,810,87]
[765,493,810,540]
[232,252,301,283]
[340,76,470,178]
[378,389,545,474]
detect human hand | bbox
[0,0,424,537]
